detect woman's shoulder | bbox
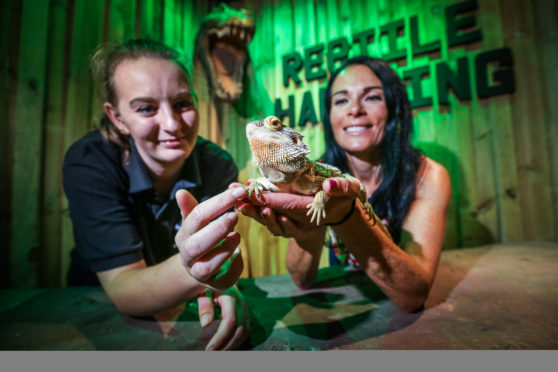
[416,157,451,200]
[193,136,239,190]
[65,130,120,162]
[63,129,124,177]
[194,136,236,167]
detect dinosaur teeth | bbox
[208,27,229,39]
[209,24,253,45]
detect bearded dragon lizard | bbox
[245,115,383,229]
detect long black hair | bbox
[322,56,422,244]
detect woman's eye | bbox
[137,105,156,114]
[174,100,193,111]
[365,95,382,101]
[333,98,348,105]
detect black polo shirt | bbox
[63,130,238,286]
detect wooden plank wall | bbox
[2,0,556,288]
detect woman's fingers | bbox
[197,289,215,328]
[175,189,198,219]
[178,212,239,268]
[205,296,237,350]
[205,248,245,291]
[174,187,247,259]
[236,201,263,224]
[206,289,250,351]
[255,192,312,212]
[259,207,286,236]
[228,182,245,190]
[188,232,241,282]
[181,187,248,237]
[322,176,361,198]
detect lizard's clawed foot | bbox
[306,201,326,226]
[306,191,328,225]
[245,181,264,198]
[245,178,278,199]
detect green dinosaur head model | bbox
[194,3,255,103]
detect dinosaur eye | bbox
[264,115,282,131]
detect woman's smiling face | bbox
[105,57,198,172]
[329,64,389,158]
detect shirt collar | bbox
[124,138,202,198]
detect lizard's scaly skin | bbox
[246,115,385,230]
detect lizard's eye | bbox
[264,115,282,131]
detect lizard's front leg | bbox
[343,173,375,223]
[245,177,278,198]
[306,190,329,225]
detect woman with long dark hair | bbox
[240,56,450,312]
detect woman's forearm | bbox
[98,254,204,317]
[334,204,432,312]
[286,231,325,289]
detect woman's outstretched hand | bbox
[175,187,248,291]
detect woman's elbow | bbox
[288,269,316,290]
[396,289,430,313]
[398,298,427,313]
[295,278,315,290]
[108,294,144,316]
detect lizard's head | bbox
[246,116,310,168]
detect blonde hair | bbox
[90,39,195,161]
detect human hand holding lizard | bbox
[231,176,362,240]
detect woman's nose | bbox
[159,106,180,131]
[348,100,364,116]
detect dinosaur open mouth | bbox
[212,43,239,76]
[204,21,254,101]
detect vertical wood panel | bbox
[181,0,196,60]
[0,0,24,288]
[106,0,138,42]
[139,0,163,40]
[477,0,519,243]
[501,0,554,240]
[11,0,50,287]
[465,0,501,244]
[41,0,72,286]
[162,0,180,49]
[532,0,558,240]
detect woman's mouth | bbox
[159,137,185,148]
[344,125,372,134]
